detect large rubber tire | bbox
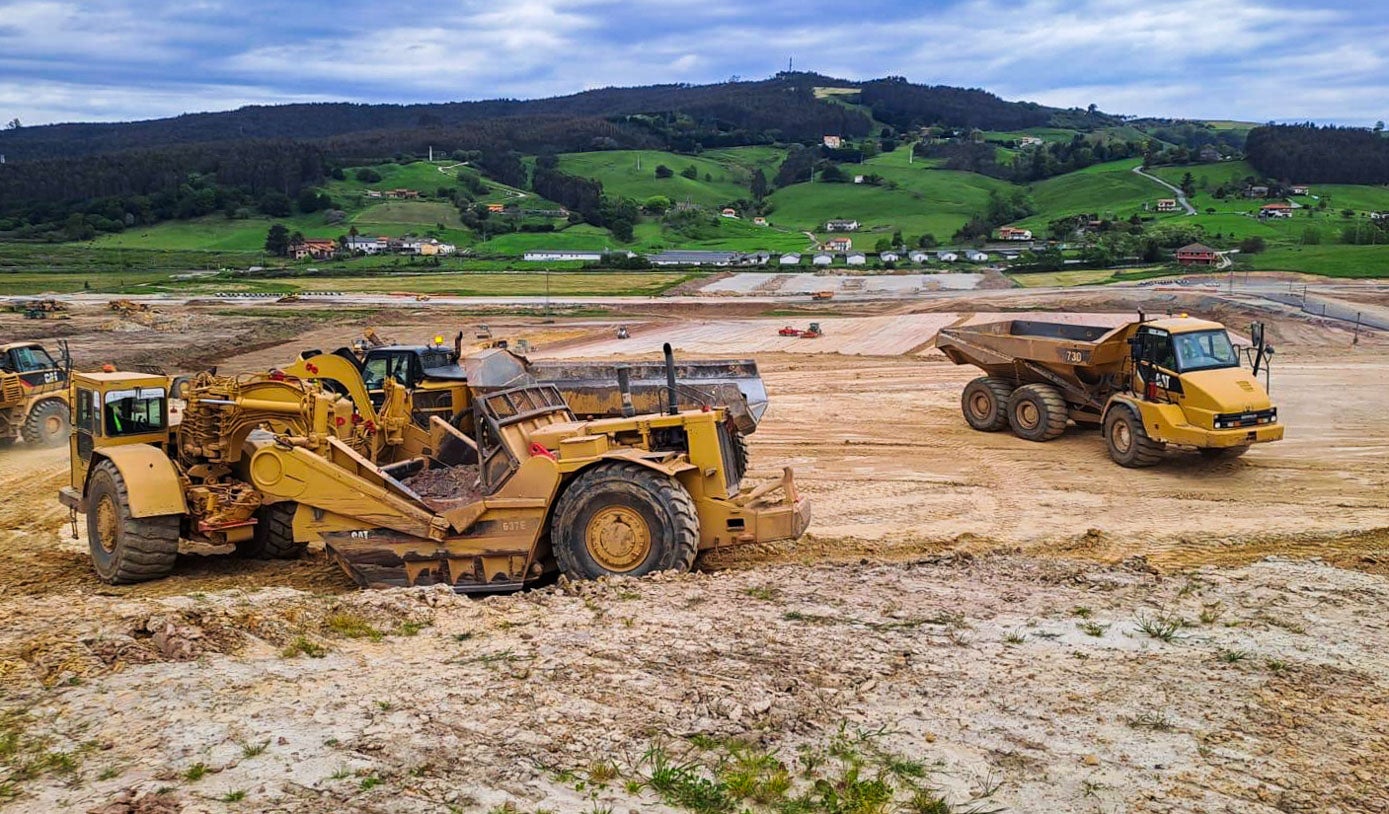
[730,429,750,487]
[22,399,69,447]
[237,502,303,559]
[86,460,180,584]
[1006,384,1069,441]
[552,462,699,581]
[1200,445,1250,460]
[1104,405,1165,468]
[961,377,1014,432]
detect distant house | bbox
[384,189,420,199]
[825,219,859,232]
[648,250,738,266]
[1260,202,1294,219]
[880,251,900,263]
[364,189,383,199]
[1246,185,1270,199]
[720,208,739,219]
[780,253,801,265]
[1156,199,1179,212]
[752,217,769,226]
[824,236,853,252]
[823,135,843,149]
[846,252,867,265]
[812,253,834,266]
[740,251,772,266]
[344,236,386,255]
[853,175,865,184]
[965,249,989,262]
[290,238,338,261]
[1198,146,1222,163]
[997,226,1032,241]
[937,251,958,262]
[1018,136,1045,148]
[1290,185,1311,196]
[486,203,506,213]
[523,250,605,262]
[1372,211,1388,221]
[417,239,456,256]
[908,250,930,264]
[1175,243,1219,266]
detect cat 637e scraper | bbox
[58,346,809,589]
[936,315,1282,467]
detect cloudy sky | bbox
[1,0,1385,126]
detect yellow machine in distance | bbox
[936,315,1283,467]
[59,345,809,590]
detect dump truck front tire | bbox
[961,377,1013,432]
[22,399,69,446]
[1104,406,1165,467]
[237,502,302,559]
[1007,384,1068,441]
[553,462,698,580]
[86,460,179,583]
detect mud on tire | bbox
[552,462,699,581]
[1007,383,1069,441]
[22,398,69,447]
[86,460,179,584]
[237,501,303,559]
[961,376,1014,432]
[1104,404,1165,468]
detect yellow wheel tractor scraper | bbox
[58,344,810,591]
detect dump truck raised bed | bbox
[935,316,1282,466]
[59,346,809,590]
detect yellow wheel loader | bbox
[936,315,1283,467]
[58,345,809,590]
[0,341,71,447]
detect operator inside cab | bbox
[1173,331,1239,372]
[102,387,167,436]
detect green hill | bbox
[555,148,782,208]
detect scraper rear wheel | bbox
[553,462,698,580]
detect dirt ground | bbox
[2,290,1387,813]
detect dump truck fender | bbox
[85,445,188,518]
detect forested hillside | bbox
[1245,124,1389,184]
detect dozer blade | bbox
[529,359,768,435]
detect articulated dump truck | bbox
[58,347,809,590]
[936,316,1282,467]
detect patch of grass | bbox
[1070,606,1093,618]
[97,766,122,781]
[1078,621,1109,637]
[183,762,208,782]
[1199,602,1225,625]
[1003,630,1027,645]
[1126,711,1175,732]
[588,760,619,785]
[395,620,425,636]
[222,790,246,802]
[239,740,269,758]
[1135,612,1184,642]
[329,767,351,780]
[1217,648,1250,663]
[325,611,384,641]
[1266,659,1289,673]
[744,585,783,602]
[280,637,329,658]
[358,773,382,790]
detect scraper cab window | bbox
[105,388,166,436]
[1174,330,1239,373]
[363,354,415,390]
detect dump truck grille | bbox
[1,376,24,407]
[1214,408,1277,429]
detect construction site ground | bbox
[1,286,1387,813]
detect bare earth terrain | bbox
[2,288,1387,813]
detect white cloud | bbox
[0,79,332,125]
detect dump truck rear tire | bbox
[961,377,1013,432]
[1104,405,1165,467]
[86,460,179,584]
[1007,384,1068,441]
[553,462,698,580]
[237,502,302,559]
[22,399,69,446]
[1200,445,1250,460]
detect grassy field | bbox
[555,149,771,209]
[1241,244,1389,277]
[1018,160,1160,227]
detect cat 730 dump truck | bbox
[58,346,809,590]
[936,316,1282,467]
[1,341,71,447]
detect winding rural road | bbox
[1132,164,1197,215]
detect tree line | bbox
[1245,124,1389,184]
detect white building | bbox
[965,250,988,262]
[846,252,867,265]
[938,251,958,262]
[880,251,900,263]
[780,253,801,265]
[812,253,833,266]
[523,250,606,262]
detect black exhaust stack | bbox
[663,343,679,416]
[616,365,636,417]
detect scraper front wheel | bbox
[553,462,698,580]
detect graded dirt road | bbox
[1,294,1387,813]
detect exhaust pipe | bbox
[663,343,678,416]
[616,365,636,417]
